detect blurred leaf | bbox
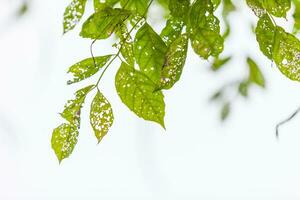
[221,102,230,121]
[247,57,265,87]
[211,56,231,71]
[120,0,149,15]
[238,81,249,97]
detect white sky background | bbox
[1,0,300,199]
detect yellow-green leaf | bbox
[63,0,87,34]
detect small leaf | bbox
[134,23,168,83]
[63,0,87,34]
[293,0,300,34]
[61,85,94,126]
[246,0,266,17]
[160,34,188,89]
[261,0,291,18]
[80,8,130,40]
[90,91,114,143]
[51,123,79,163]
[93,0,119,12]
[115,62,165,128]
[211,56,231,71]
[247,57,265,87]
[120,0,149,15]
[238,81,249,97]
[68,55,112,84]
[169,0,190,19]
[221,102,230,121]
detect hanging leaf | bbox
[221,102,230,121]
[115,62,165,128]
[169,0,190,19]
[90,91,114,143]
[246,0,266,17]
[261,0,291,18]
[80,8,130,40]
[120,0,149,15]
[160,17,185,47]
[247,57,265,87]
[67,55,112,84]
[188,0,224,59]
[61,85,94,127]
[211,56,231,71]
[63,0,87,34]
[134,23,167,83]
[160,34,188,89]
[51,123,79,163]
[293,0,300,33]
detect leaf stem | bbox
[276,106,300,139]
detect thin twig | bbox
[276,106,300,139]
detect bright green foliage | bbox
[63,0,87,34]
[53,0,300,162]
[247,57,265,87]
[134,23,167,84]
[188,0,224,59]
[61,85,94,126]
[115,62,165,128]
[160,34,188,89]
[80,7,130,39]
[90,91,114,143]
[67,55,112,84]
[51,123,79,163]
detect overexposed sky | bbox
[1,0,300,199]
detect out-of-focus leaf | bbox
[115,62,165,128]
[160,34,188,89]
[293,0,300,33]
[51,123,79,163]
[247,0,291,18]
[221,102,230,121]
[67,55,112,84]
[120,0,149,15]
[80,8,130,39]
[90,91,114,143]
[169,0,190,19]
[61,85,94,126]
[246,0,266,17]
[63,0,87,34]
[247,57,265,87]
[211,56,231,71]
[238,81,249,97]
[134,23,167,83]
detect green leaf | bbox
[67,55,112,84]
[221,102,230,121]
[247,57,265,87]
[94,0,120,12]
[134,23,167,83]
[261,0,291,18]
[169,0,190,19]
[293,0,300,33]
[90,91,114,143]
[238,81,249,97]
[51,123,79,163]
[80,8,130,40]
[246,0,266,17]
[160,17,184,47]
[120,0,149,15]
[115,62,165,128]
[211,0,221,9]
[188,0,224,59]
[160,34,188,89]
[211,56,231,71]
[61,85,94,126]
[63,0,87,34]
[255,14,276,59]
[115,24,135,66]
[272,27,300,81]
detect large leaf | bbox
[134,23,167,83]
[80,8,130,40]
[63,0,87,34]
[188,0,224,59]
[115,62,165,128]
[51,123,79,163]
[90,91,114,143]
[261,0,291,18]
[67,55,112,84]
[160,34,188,89]
[61,85,94,126]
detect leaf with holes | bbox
[51,123,79,163]
[169,0,190,19]
[68,55,112,84]
[134,23,167,83]
[188,0,224,59]
[61,85,94,127]
[63,0,87,34]
[115,62,165,128]
[160,34,188,89]
[80,7,130,40]
[90,91,114,143]
[160,17,184,47]
[120,0,149,15]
